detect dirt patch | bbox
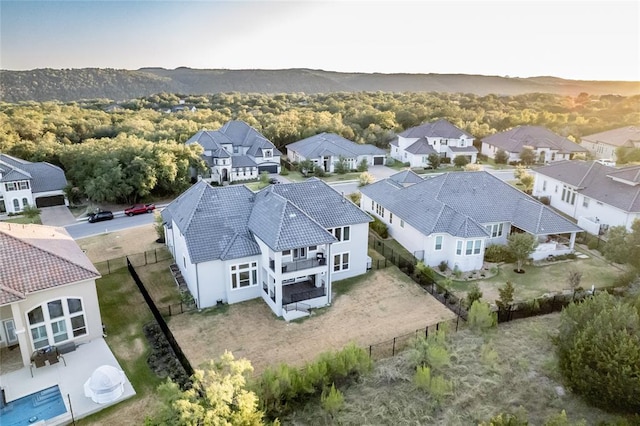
[78,224,161,263]
[168,268,457,375]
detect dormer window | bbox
[263,149,272,158]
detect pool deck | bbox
[0,338,135,425]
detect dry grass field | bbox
[78,223,162,263]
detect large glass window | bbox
[485,223,504,238]
[435,236,443,251]
[328,226,350,242]
[27,297,87,350]
[333,252,350,272]
[231,262,258,289]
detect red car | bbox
[124,203,155,216]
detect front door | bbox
[3,319,17,345]
[293,247,306,260]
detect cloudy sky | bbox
[1,0,638,81]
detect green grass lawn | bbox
[2,214,41,224]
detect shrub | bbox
[413,366,453,405]
[347,192,361,206]
[321,383,344,417]
[452,265,462,279]
[279,167,289,176]
[539,196,550,205]
[357,158,369,172]
[369,217,388,238]
[467,301,497,332]
[614,269,640,288]
[22,204,41,219]
[314,165,326,177]
[385,157,396,167]
[587,237,599,250]
[466,282,483,308]
[441,157,452,164]
[484,244,515,263]
[334,156,349,174]
[416,261,437,285]
[556,292,640,412]
[438,260,448,272]
[358,171,374,187]
[453,155,470,167]
[494,149,509,165]
[496,281,515,311]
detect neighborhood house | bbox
[186,120,281,185]
[162,178,372,320]
[390,119,477,168]
[481,125,588,164]
[0,223,103,368]
[580,126,640,163]
[286,132,387,172]
[0,154,68,214]
[533,160,640,235]
[360,170,583,272]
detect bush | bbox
[587,237,599,250]
[438,260,448,272]
[494,149,509,165]
[314,165,326,177]
[467,301,497,332]
[441,157,452,164]
[613,269,640,288]
[370,217,388,238]
[357,158,369,172]
[466,282,483,308]
[556,292,640,413]
[539,196,550,205]
[484,244,516,263]
[279,167,289,176]
[416,262,437,285]
[453,155,470,167]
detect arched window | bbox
[27,298,87,350]
[22,197,29,208]
[13,199,20,211]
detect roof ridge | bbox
[219,232,240,260]
[576,161,597,188]
[183,181,210,234]
[627,187,640,212]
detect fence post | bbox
[425,326,428,338]
[392,337,396,356]
[168,305,171,316]
[144,251,148,265]
[107,259,111,274]
[369,345,372,359]
[456,301,461,332]
[436,322,440,331]
[155,249,158,263]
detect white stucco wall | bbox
[330,222,369,281]
[1,185,33,213]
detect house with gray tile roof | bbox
[532,160,640,235]
[580,126,640,163]
[481,126,588,164]
[162,178,372,320]
[390,119,477,168]
[0,222,102,368]
[286,133,387,172]
[0,154,68,214]
[185,121,281,185]
[361,170,582,272]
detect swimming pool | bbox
[0,385,67,425]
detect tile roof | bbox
[405,139,437,155]
[389,170,424,185]
[287,133,386,159]
[231,156,257,168]
[534,160,640,213]
[398,119,473,139]
[581,126,640,148]
[163,178,371,263]
[185,121,281,159]
[361,171,582,238]
[0,154,67,193]
[481,126,588,154]
[0,223,100,306]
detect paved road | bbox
[65,210,159,239]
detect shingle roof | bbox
[361,171,582,238]
[0,154,67,193]
[482,126,588,154]
[581,126,640,148]
[231,156,257,167]
[389,170,424,185]
[405,139,437,155]
[0,223,100,306]
[449,146,479,153]
[185,121,281,159]
[399,119,473,139]
[163,178,371,263]
[287,133,386,159]
[534,160,640,213]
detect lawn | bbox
[283,314,627,425]
[1,214,41,224]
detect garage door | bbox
[35,195,65,207]
[258,164,279,173]
[373,156,385,165]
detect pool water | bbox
[0,385,67,425]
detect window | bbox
[389,213,393,224]
[474,240,482,255]
[400,220,404,228]
[583,197,590,208]
[485,223,504,238]
[555,185,558,193]
[542,180,547,191]
[333,252,350,272]
[375,203,385,217]
[19,181,29,190]
[371,200,374,210]
[466,240,473,255]
[231,262,258,289]
[27,297,87,350]
[264,149,272,158]
[22,198,28,208]
[457,239,482,256]
[328,226,350,242]
[308,245,317,251]
[434,235,443,250]
[4,182,16,191]
[561,185,576,205]
[456,241,462,255]
[233,146,239,154]
[283,249,291,256]
[13,199,19,211]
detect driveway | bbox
[39,206,77,227]
[368,165,398,180]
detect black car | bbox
[88,211,114,223]
[268,177,280,184]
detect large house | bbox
[0,154,68,214]
[580,126,640,162]
[532,160,640,235]
[286,133,387,172]
[390,119,477,167]
[162,178,372,320]
[0,223,103,368]
[481,126,588,164]
[361,170,583,272]
[186,121,281,185]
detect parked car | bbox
[268,177,280,184]
[88,211,114,223]
[124,203,156,216]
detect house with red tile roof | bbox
[0,223,102,368]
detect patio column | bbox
[569,232,576,250]
[10,303,30,367]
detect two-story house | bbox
[185,121,281,185]
[0,154,68,214]
[580,126,640,163]
[532,160,640,235]
[389,119,477,167]
[361,170,582,272]
[162,178,372,321]
[481,126,588,164]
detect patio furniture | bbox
[30,346,66,377]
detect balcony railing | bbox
[282,281,326,305]
[282,257,326,273]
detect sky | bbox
[1,0,639,81]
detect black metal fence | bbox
[95,248,172,275]
[127,257,194,381]
[157,301,197,317]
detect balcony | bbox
[282,280,326,305]
[271,254,327,274]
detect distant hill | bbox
[1,67,638,102]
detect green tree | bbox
[556,292,640,412]
[625,219,640,271]
[356,158,368,172]
[298,159,315,177]
[334,156,349,174]
[358,171,374,187]
[453,155,470,168]
[494,149,510,165]
[466,282,483,308]
[507,233,538,272]
[320,383,344,418]
[603,225,629,264]
[496,281,515,311]
[21,204,41,220]
[149,351,266,425]
[468,300,497,331]
[154,211,165,243]
[518,172,534,194]
[428,153,441,169]
[519,147,536,165]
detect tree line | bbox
[0,91,638,203]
